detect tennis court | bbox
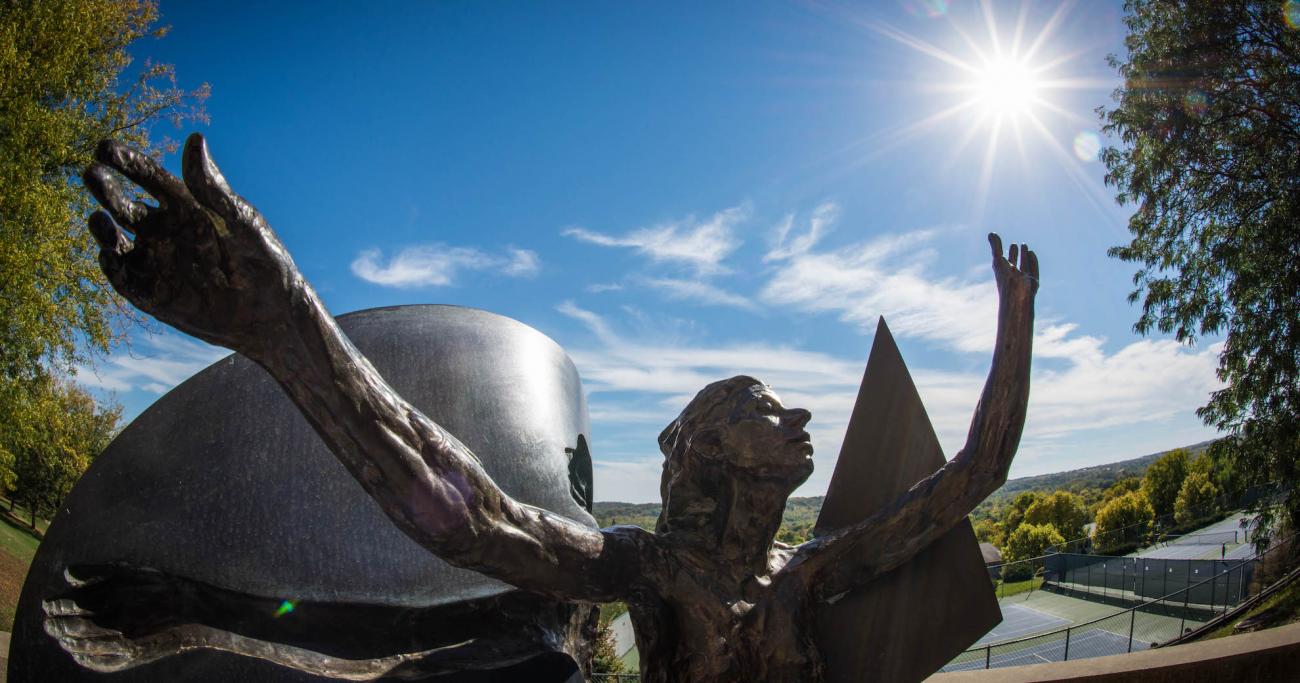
[943,626,1149,672]
[1131,512,1255,560]
[971,603,1069,646]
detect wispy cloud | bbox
[502,248,541,277]
[351,244,540,287]
[639,277,757,311]
[760,226,1003,353]
[764,201,838,262]
[73,333,229,396]
[562,204,749,275]
[557,298,1222,502]
[587,282,624,293]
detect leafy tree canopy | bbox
[1174,470,1222,526]
[1,374,120,526]
[1002,523,1064,580]
[1142,447,1190,519]
[1102,476,1143,504]
[0,0,207,383]
[1102,1,1300,543]
[1023,491,1089,542]
[1093,490,1155,554]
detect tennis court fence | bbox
[946,539,1291,672]
[1044,552,1254,606]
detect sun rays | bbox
[822,0,1116,221]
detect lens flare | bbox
[275,600,297,617]
[1286,1,1300,29]
[902,0,950,18]
[1072,131,1101,162]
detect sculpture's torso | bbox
[615,528,824,683]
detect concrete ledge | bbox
[926,621,1300,682]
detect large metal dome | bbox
[11,305,596,682]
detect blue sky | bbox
[76,1,1224,502]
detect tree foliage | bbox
[0,0,208,383]
[0,0,205,516]
[1002,523,1064,580]
[590,618,629,676]
[1101,1,1300,543]
[1093,490,1156,554]
[1000,491,1044,536]
[1,375,120,526]
[1023,491,1089,542]
[1174,470,1222,526]
[1142,447,1190,519]
[1101,476,1143,504]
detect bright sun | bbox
[973,57,1040,116]
[850,1,1108,217]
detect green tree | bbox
[591,615,629,676]
[1023,491,1089,542]
[1174,471,1221,526]
[0,0,207,382]
[1101,1,1300,546]
[2,375,120,527]
[973,518,1004,549]
[1000,491,1043,539]
[1002,523,1064,581]
[0,0,204,517]
[1101,477,1142,503]
[1093,490,1156,554]
[1142,448,1190,519]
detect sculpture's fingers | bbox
[45,615,118,639]
[95,140,188,208]
[1025,248,1040,282]
[70,651,136,673]
[182,133,252,223]
[57,633,134,658]
[1020,244,1029,271]
[1009,243,1019,268]
[43,598,92,618]
[988,233,1004,262]
[89,212,131,255]
[84,165,151,228]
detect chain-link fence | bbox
[1044,553,1253,607]
[943,540,1289,672]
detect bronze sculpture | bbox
[47,134,1039,682]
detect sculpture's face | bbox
[713,386,814,482]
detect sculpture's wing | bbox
[813,317,1000,683]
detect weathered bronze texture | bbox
[814,318,1000,682]
[51,134,1039,682]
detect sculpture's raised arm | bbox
[82,134,640,603]
[787,234,1038,599]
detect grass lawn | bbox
[0,500,45,631]
[996,576,1044,599]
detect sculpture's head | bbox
[655,376,813,535]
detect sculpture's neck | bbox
[676,475,789,583]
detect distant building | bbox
[980,542,1003,580]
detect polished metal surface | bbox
[11,305,595,682]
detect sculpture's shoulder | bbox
[599,524,669,585]
[599,523,660,552]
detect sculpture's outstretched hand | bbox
[988,232,1039,307]
[43,565,196,672]
[85,134,296,357]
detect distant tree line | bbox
[972,446,1247,579]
